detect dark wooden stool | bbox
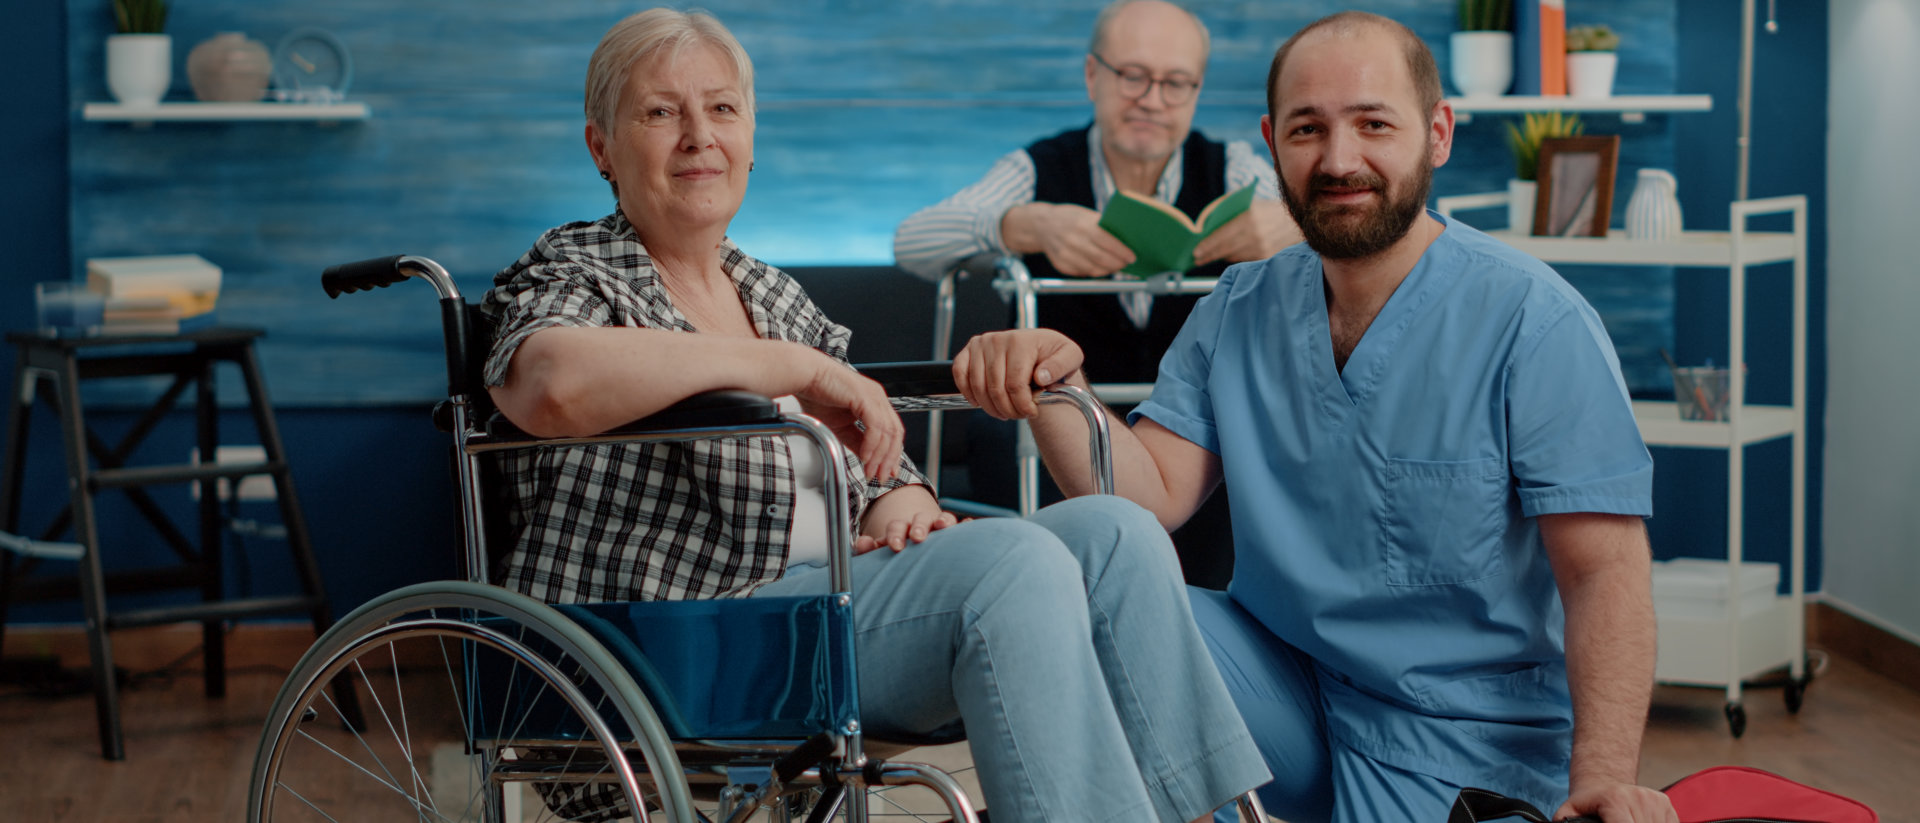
[0,327,346,759]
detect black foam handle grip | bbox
[771,732,837,785]
[856,361,959,397]
[321,255,411,298]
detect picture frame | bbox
[1533,135,1621,237]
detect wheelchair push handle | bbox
[322,254,463,303]
[321,255,411,298]
[321,255,471,398]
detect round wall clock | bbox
[273,28,353,100]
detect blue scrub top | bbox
[1133,214,1652,796]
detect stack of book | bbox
[84,254,222,335]
[1514,0,1568,96]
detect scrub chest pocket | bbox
[1378,457,1510,586]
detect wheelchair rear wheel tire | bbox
[248,581,695,823]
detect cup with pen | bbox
[1661,348,1730,422]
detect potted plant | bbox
[1565,24,1620,98]
[1450,0,1514,98]
[1502,110,1583,232]
[107,0,171,107]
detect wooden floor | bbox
[2,624,1917,821]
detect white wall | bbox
[1824,0,1920,642]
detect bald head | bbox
[1090,0,1211,63]
[1265,12,1441,127]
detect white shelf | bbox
[83,101,371,122]
[1654,594,1797,686]
[1449,94,1712,123]
[1449,93,1713,113]
[1480,230,1799,267]
[1631,401,1795,448]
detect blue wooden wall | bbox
[67,0,1683,405]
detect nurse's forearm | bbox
[1028,376,1219,529]
[1028,372,1143,497]
[1544,513,1658,793]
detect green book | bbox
[1097,183,1257,277]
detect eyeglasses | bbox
[1090,52,1201,105]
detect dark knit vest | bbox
[1022,124,1230,383]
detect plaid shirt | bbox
[480,211,928,603]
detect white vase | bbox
[1449,31,1514,99]
[187,32,272,102]
[107,33,172,107]
[1566,51,1618,99]
[1508,178,1538,235]
[1625,168,1683,241]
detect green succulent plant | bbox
[1504,111,1584,181]
[1458,0,1513,32]
[112,0,169,34]
[1567,24,1621,52]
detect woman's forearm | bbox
[492,327,822,437]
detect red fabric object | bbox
[1664,766,1878,823]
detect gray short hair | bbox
[584,7,755,135]
[1088,0,1211,63]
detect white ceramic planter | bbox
[107,33,172,107]
[1508,179,1538,235]
[1449,31,1514,99]
[1566,51,1618,99]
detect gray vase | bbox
[187,32,272,103]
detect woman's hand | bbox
[855,509,960,554]
[953,329,1085,420]
[855,485,957,554]
[792,349,906,482]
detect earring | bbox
[599,170,611,180]
[749,161,755,172]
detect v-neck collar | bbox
[612,210,782,341]
[1298,214,1455,411]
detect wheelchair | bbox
[247,254,1271,823]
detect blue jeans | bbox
[756,496,1269,823]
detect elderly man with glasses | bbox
[894,0,1297,588]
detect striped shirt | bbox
[893,124,1279,324]
[480,211,928,603]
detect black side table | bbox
[0,327,345,759]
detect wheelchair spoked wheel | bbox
[249,581,695,823]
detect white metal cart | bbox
[1440,193,1811,737]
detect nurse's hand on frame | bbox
[1555,780,1677,823]
[853,509,960,555]
[952,329,1084,421]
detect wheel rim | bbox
[250,583,691,823]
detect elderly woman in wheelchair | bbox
[251,8,1268,823]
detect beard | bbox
[1279,149,1434,261]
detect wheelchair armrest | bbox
[483,390,782,440]
[855,361,959,397]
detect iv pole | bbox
[1736,0,1780,202]
[1737,0,1755,201]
